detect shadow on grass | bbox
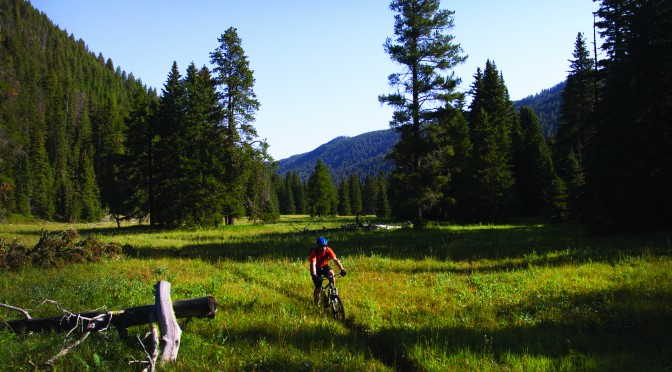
[200,284,672,371]
[125,224,671,269]
[364,286,672,370]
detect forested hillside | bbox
[0,0,148,222]
[514,81,564,138]
[1,0,273,226]
[276,129,398,183]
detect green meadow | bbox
[1,216,671,371]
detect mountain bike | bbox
[316,273,345,323]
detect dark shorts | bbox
[317,265,333,277]
[313,265,333,287]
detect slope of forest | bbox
[276,129,398,183]
[514,80,565,138]
[0,0,147,222]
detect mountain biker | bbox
[309,236,346,304]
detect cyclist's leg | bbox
[323,265,335,286]
[314,266,329,306]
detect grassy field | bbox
[1,215,671,371]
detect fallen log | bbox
[0,296,216,334]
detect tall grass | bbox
[1,216,671,370]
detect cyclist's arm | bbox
[332,257,345,272]
[309,258,317,276]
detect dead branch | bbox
[0,303,32,319]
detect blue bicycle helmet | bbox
[316,237,328,247]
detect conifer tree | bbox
[337,179,351,216]
[553,33,594,221]
[379,0,466,228]
[290,171,306,214]
[348,174,363,216]
[512,107,556,218]
[210,27,264,225]
[307,160,337,216]
[122,84,158,224]
[153,62,186,226]
[362,175,378,215]
[464,61,517,221]
[283,172,296,215]
[376,172,392,218]
[587,0,672,231]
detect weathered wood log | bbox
[155,281,181,363]
[0,296,216,334]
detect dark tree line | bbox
[0,1,273,226]
[271,161,391,219]
[3,0,669,233]
[379,0,671,231]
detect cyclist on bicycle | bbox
[309,236,346,304]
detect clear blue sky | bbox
[30,0,601,160]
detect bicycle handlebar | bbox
[317,272,346,280]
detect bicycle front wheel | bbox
[330,295,345,323]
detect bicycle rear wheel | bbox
[330,295,345,323]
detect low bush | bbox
[0,229,124,270]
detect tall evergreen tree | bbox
[464,61,517,222]
[121,84,158,224]
[337,179,351,216]
[427,106,471,221]
[290,171,306,214]
[379,0,466,228]
[348,174,363,215]
[554,32,594,221]
[586,0,672,231]
[283,172,296,215]
[307,160,337,217]
[375,172,392,218]
[210,27,264,225]
[512,107,557,218]
[181,63,227,226]
[153,62,186,226]
[362,175,378,215]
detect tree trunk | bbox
[0,296,216,334]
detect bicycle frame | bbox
[316,273,345,323]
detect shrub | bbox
[0,229,124,270]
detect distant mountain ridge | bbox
[276,129,398,183]
[277,82,564,182]
[514,80,565,138]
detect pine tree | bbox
[307,160,337,217]
[362,175,378,215]
[553,32,594,221]
[290,171,306,214]
[122,84,158,224]
[427,106,471,221]
[512,107,556,218]
[210,27,264,225]
[283,172,296,215]
[348,174,363,216]
[379,0,466,228]
[153,62,186,226]
[464,61,517,222]
[181,63,227,226]
[586,0,672,231]
[376,172,392,218]
[337,179,351,216]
